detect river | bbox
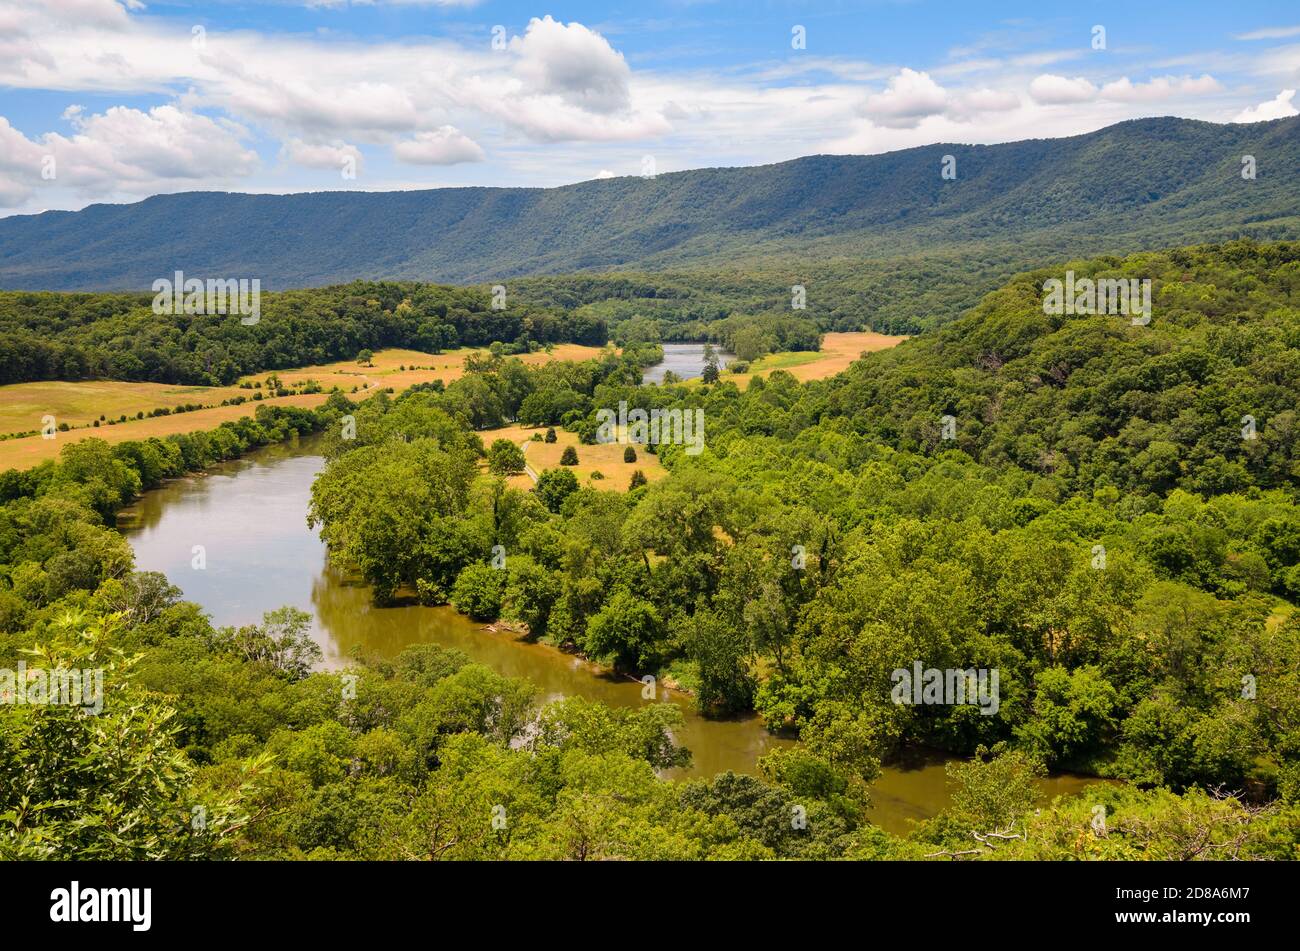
[115,434,1100,833]
[641,342,733,384]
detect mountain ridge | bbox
[2,115,1298,292]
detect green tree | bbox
[677,609,755,714]
[583,590,664,671]
[0,611,255,859]
[944,744,1048,830]
[450,563,505,620]
[535,467,579,513]
[487,438,526,476]
[211,606,321,680]
[504,556,560,636]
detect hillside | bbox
[3,116,1299,334]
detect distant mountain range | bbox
[1,115,1298,293]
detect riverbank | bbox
[116,434,1107,833]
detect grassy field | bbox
[699,331,907,388]
[0,344,606,471]
[245,344,604,394]
[481,423,668,494]
[0,379,250,437]
[0,335,900,472]
[0,394,332,470]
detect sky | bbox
[1,0,1298,217]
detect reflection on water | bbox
[641,342,733,384]
[116,435,793,781]
[117,435,1103,829]
[865,749,1102,835]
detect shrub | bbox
[450,563,504,620]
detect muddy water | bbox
[641,343,732,384]
[116,435,1099,834]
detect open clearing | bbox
[697,331,907,388]
[0,344,605,471]
[0,379,249,437]
[0,335,897,472]
[247,344,604,394]
[481,423,667,494]
[0,394,331,470]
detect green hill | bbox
[2,116,1298,332]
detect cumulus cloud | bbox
[860,69,1027,128]
[1099,75,1220,101]
[0,0,1287,209]
[0,104,257,209]
[1029,74,1098,104]
[510,16,632,115]
[1233,89,1299,122]
[393,127,485,165]
[861,68,950,128]
[1029,72,1221,107]
[280,139,364,174]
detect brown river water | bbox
[116,434,1099,834]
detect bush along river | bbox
[116,434,1100,834]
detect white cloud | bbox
[1099,75,1220,102]
[953,87,1020,114]
[594,169,615,179]
[0,0,1288,211]
[861,68,950,128]
[1233,88,1299,121]
[510,15,632,115]
[1234,25,1300,41]
[1029,74,1098,104]
[393,127,485,165]
[281,139,364,174]
[0,104,257,208]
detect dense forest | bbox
[0,282,607,386]
[5,240,1294,861]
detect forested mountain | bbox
[2,117,1298,332]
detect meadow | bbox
[0,344,604,470]
[478,423,668,493]
[707,331,906,387]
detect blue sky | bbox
[1,0,1298,216]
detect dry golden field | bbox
[479,423,667,493]
[0,344,605,471]
[704,331,907,388]
[0,336,899,472]
[0,394,331,470]
[243,344,605,394]
[0,379,250,436]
